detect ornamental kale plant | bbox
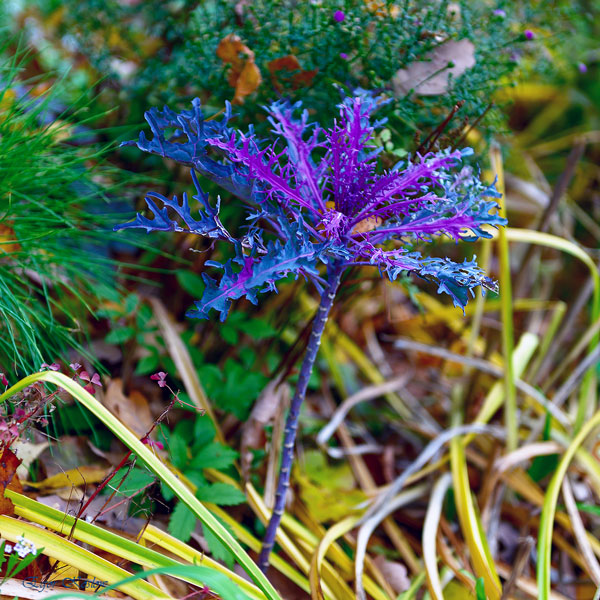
[115,92,505,571]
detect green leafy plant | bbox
[11,0,529,147]
[161,415,246,567]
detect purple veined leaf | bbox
[121,98,252,200]
[117,92,506,314]
[188,220,324,321]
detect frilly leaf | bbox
[121,98,252,200]
[114,170,233,241]
[188,221,322,321]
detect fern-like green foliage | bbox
[0,44,127,375]
[6,1,532,147]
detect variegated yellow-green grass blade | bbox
[504,228,599,315]
[138,525,265,600]
[0,372,281,600]
[307,515,390,600]
[450,437,501,600]
[0,515,168,600]
[6,490,264,600]
[46,565,257,600]
[538,410,600,599]
[490,143,517,452]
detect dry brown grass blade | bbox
[148,297,223,442]
[499,537,535,600]
[320,340,421,578]
[423,472,452,599]
[495,563,571,600]
[561,476,600,586]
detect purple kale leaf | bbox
[188,219,322,321]
[117,92,506,317]
[205,94,505,311]
[121,98,252,200]
[115,170,233,241]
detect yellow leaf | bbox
[25,465,108,490]
[47,557,80,583]
[234,60,262,104]
[297,451,366,522]
[216,34,261,104]
[443,580,476,599]
[0,224,20,254]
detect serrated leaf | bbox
[193,417,217,451]
[161,482,175,502]
[119,98,251,200]
[168,433,190,470]
[115,171,233,241]
[187,224,321,322]
[174,419,195,444]
[202,519,235,569]
[105,326,135,345]
[185,469,208,489]
[196,483,246,506]
[214,360,267,420]
[111,467,156,497]
[168,501,196,542]
[189,442,238,471]
[176,269,206,296]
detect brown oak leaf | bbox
[267,55,317,92]
[0,448,23,516]
[216,34,261,104]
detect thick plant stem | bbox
[258,264,344,572]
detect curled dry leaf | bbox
[0,224,21,254]
[13,439,50,480]
[392,39,476,96]
[372,555,410,594]
[216,33,261,104]
[102,378,154,437]
[24,465,108,491]
[0,448,22,516]
[267,55,318,92]
[240,378,288,484]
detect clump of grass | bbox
[0,43,128,374]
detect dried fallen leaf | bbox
[267,55,317,92]
[0,448,22,516]
[297,450,367,522]
[13,440,50,480]
[24,465,108,491]
[102,379,153,437]
[392,39,476,96]
[216,34,261,103]
[0,224,21,254]
[372,555,410,594]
